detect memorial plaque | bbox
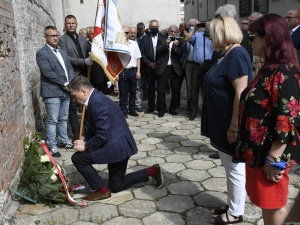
[239,0,251,17]
[254,0,269,13]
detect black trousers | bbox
[71,151,149,193]
[69,97,80,138]
[156,65,183,113]
[144,70,157,111]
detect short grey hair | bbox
[86,26,93,36]
[215,4,239,22]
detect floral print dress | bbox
[236,64,300,168]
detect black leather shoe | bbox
[145,108,154,113]
[209,152,220,159]
[158,112,164,117]
[169,110,178,115]
[137,107,144,112]
[152,164,164,188]
[189,115,196,121]
[129,110,139,117]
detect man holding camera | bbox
[186,21,213,121]
[155,25,184,117]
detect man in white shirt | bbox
[118,26,142,118]
[36,26,75,157]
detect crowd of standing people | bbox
[35,3,300,225]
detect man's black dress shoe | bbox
[145,108,154,113]
[169,110,178,115]
[129,110,139,117]
[158,112,164,117]
[189,115,196,121]
[137,107,144,112]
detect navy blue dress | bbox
[201,46,253,156]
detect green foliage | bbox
[18,133,66,206]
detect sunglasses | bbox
[249,34,260,42]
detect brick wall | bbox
[0,0,58,220]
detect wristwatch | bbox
[269,154,281,163]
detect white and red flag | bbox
[90,0,130,82]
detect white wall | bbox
[63,0,181,32]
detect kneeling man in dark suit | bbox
[68,76,163,201]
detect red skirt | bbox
[245,165,290,209]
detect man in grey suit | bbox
[36,26,75,157]
[59,15,93,141]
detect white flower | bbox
[24,144,29,150]
[50,174,57,182]
[40,155,50,162]
[52,167,58,174]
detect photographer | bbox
[185,21,213,121]
[155,25,184,117]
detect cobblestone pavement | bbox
[4,90,300,225]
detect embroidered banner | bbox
[90,0,131,82]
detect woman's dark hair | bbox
[249,13,300,73]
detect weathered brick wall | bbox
[0,0,62,221]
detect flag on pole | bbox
[90,0,131,82]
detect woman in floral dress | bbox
[236,14,300,225]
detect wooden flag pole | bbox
[78,65,92,139]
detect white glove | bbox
[84,58,93,65]
[107,81,112,88]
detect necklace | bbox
[217,44,235,63]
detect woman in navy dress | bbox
[201,15,253,224]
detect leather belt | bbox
[124,67,136,71]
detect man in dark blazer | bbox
[36,26,74,157]
[69,76,164,201]
[139,19,165,113]
[155,25,184,117]
[59,15,93,141]
[286,9,300,58]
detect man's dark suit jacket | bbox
[139,32,165,74]
[36,45,74,98]
[292,26,300,57]
[155,36,183,76]
[59,33,88,76]
[85,90,138,164]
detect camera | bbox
[196,22,207,28]
[169,36,179,41]
[185,28,190,33]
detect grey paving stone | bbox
[133,185,168,200]
[167,181,203,195]
[175,124,197,130]
[20,203,57,215]
[166,117,187,122]
[288,185,300,199]
[148,149,174,158]
[163,135,187,142]
[129,121,148,126]
[155,142,181,150]
[79,203,118,223]
[178,169,211,182]
[161,122,182,128]
[202,178,227,192]
[38,207,79,225]
[170,129,192,136]
[133,128,155,134]
[106,190,134,205]
[155,126,176,133]
[181,139,206,147]
[143,211,185,225]
[193,191,227,207]
[142,124,162,129]
[137,157,165,166]
[162,163,186,174]
[187,133,203,140]
[136,143,157,152]
[173,146,199,154]
[141,138,163,144]
[148,132,171,138]
[72,221,98,225]
[132,133,148,141]
[190,128,201,134]
[243,202,262,222]
[185,160,215,170]
[102,216,142,225]
[157,195,194,213]
[119,199,156,218]
[130,151,147,160]
[165,154,192,163]
[207,166,226,178]
[186,207,212,225]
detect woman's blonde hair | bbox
[210,15,243,50]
